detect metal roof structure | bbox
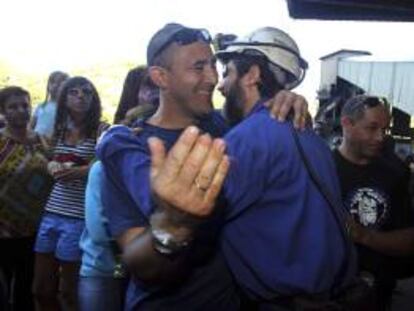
[287,0,414,22]
[339,60,414,115]
[320,50,414,115]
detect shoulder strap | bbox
[291,127,349,237]
[290,125,355,293]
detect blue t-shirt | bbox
[97,112,240,310]
[33,101,57,138]
[221,101,356,300]
[79,161,118,277]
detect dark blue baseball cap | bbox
[147,23,212,66]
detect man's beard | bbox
[223,82,245,127]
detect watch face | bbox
[151,227,191,255]
[151,229,174,255]
[155,230,171,244]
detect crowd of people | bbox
[0,22,413,311]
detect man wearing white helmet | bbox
[217,27,308,126]
[149,26,359,310]
[97,23,313,310]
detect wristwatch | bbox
[151,227,191,256]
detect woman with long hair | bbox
[0,86,53,311]
[113,66,159,125]
[113,66,146,124]
[31,71,69,138]
[32,77,107,311]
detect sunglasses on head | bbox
[362,96,386,108]
[348,96,387,113]
[172,28,211,45]
[156,28,212,59]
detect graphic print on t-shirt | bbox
[346,187,389,228]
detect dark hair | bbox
[138,73,159,107]
[341,95,389,121]
[114,66,147,124]
[52,76,101,144]
[0,86,30,112]
[114,66,159,124]
[229,54,282,98]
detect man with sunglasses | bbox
[335,95,413,310]
[97,23,311,310]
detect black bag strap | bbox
[290,126,354,294]
[291,127,349,238]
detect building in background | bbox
[315,49,413,151]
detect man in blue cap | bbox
[98,23,312,310]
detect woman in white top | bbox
[31,71,69,138]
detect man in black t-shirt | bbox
[334,95,414,311]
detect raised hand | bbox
[149,126,229,217]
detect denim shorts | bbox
[34,212,85,261]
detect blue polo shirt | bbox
[96,112,240,310]
[221,101,357,300]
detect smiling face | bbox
[2,94,31,129]
[162,41,218,119]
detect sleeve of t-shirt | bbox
[101,148,151,238]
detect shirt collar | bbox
[246,97,269,118]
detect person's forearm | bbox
[122,227,190,285]
[78,164,90,178]
[122,206,200,285]
[359,228,414,256]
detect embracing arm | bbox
[51,164,90,181]
[264,90,309,129]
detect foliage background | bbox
[0,60,138,123]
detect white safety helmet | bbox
[216,27,308,90]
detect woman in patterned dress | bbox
[0,86,52,311]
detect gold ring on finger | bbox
[194,178,208,192]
